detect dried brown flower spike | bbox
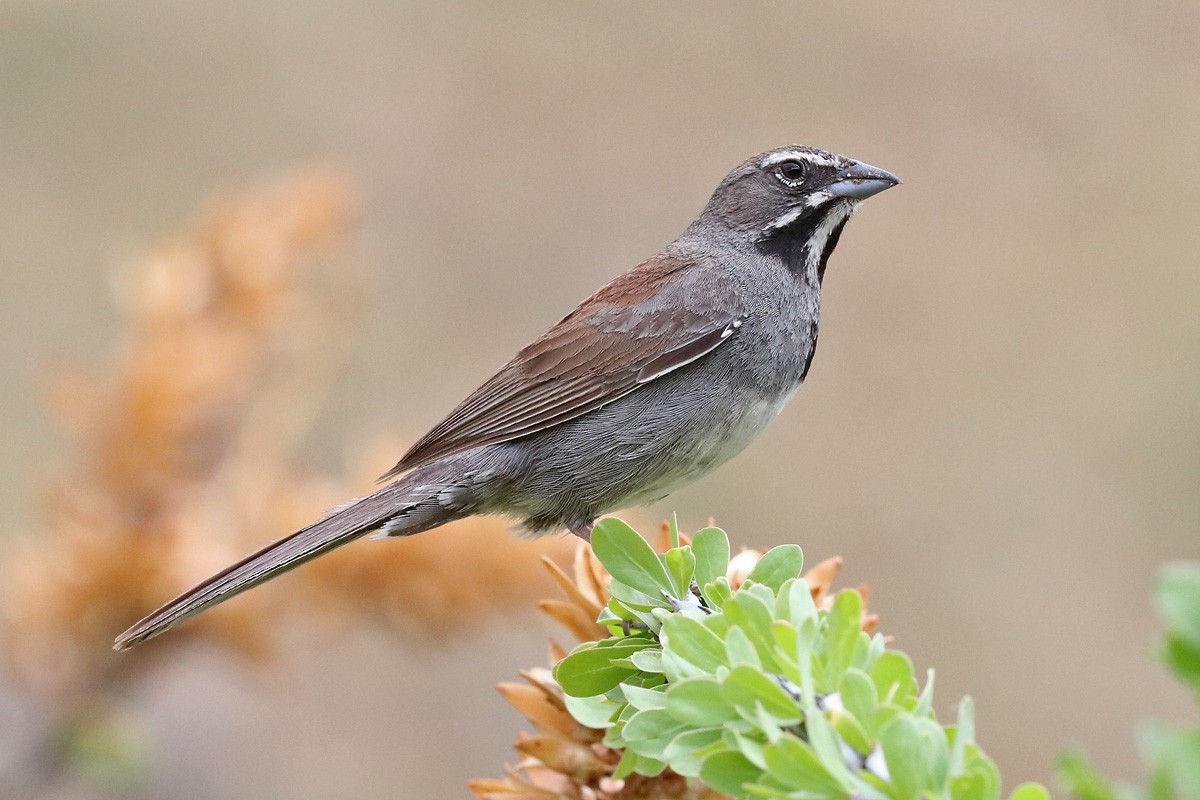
[0,167,583,797]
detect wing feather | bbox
[380,252,745,480]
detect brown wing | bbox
[380,251,745,481]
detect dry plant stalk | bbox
[0,168,565,712]
[470,524,878,800]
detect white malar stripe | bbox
[803,201,857,282]
[763,206,805,232]
[763,190,843,233]
[805,191,833,207]
[760,150,841,169]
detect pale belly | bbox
[610,387,798,510]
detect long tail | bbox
[113,467,467,651]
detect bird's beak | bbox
[824,161,901,200]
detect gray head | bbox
[692,145,900,281]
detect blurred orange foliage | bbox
[0,168,567,716]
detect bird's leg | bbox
[568,521,594,542]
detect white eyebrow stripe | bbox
[760,150,840,169]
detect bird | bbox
[113,145,899,651]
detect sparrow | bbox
[114,146,899,650]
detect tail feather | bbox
[113,478,452,651]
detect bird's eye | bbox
[775,159,808,186]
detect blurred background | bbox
[3,1,1199,797]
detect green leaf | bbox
[662,614,729,673]
[742,581,779,611]
[605,597,661,633]
[823,590,863,684]
[634,754,667,777]
[803,706,856,788]
[752,703,785,744]
[1008,783,1052,800]
[775,578,811,629]
[592,518,676,598]
[745,544,804,592]
[700,750,764,796]
[761,734,847,796]
[741,783,803,800]
[867,631,887,664]
[785,577,819,627]
[622,708,685,751]
[554,639,652,697]
[839,669,879,738]
[661,647,706,681]
[962,744,1001,799]
[1162,635,1200,694]
[563,693,622,728]
[663,727,726,777]
[606,577,664,606]
[849,628,873,672]
[726,624,763,669]
[703,611,730,639]
[950,696,976,773]
[1143,724,1200,800]
[914,668,936,718]
[693,527,731,590]
[880,715,950,797]
[860,769,894,799]
[663,547,697,600]
[603,703,636,748]
[1057,751,1119,800]
[665,677,739,726]
[611,747,639,780]
[771,622,800,678]
[796,617,819,707]
[630,648,664,673]
[870,652,918,707]
[593,635,655,649]
[597,605,624,626]
[703,577,733,609]
[607,581,669,619]
[950,771,990,800]
[1157,563,1200,649]
[621,683,667,711]
[620,670,665,690]
[725,593,776,656]
[720,665,803,723]
[829,709,872,755]
[732,729,769,769]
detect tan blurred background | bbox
[3,1,1199,797]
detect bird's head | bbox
[694,145,900,281]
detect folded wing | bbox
[381,252,745,480]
